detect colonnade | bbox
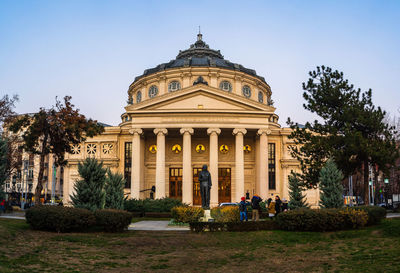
[129,127,271,205]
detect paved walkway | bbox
[386,213,400,218]
[128,221,190,231]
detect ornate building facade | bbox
[62,34,320,207]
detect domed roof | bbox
[134,34,266,83]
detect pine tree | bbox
[288,171,309,209]
[104,169,125,210]
[71,157,106,211]
[319,159,344,208]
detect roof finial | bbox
[197,26,202,41]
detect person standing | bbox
[268,199,276,218]
[275,195,282,216]
[198,164,212,209]
[251,194,262,221]
[282,198,288,212]
[239,197,250,222]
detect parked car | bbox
[218,202,238,207]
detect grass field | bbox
[0,218,399,273]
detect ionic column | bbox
[233,128,247,202]
[154,128,168,199]
[207,128,221,207]
[130,128,143,199]
[180,128,194,205]
[282,165,289,200]
[257,128,270,200]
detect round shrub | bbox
[25,205,96,232]
[276,208,368,232]
[94,209,133,232]
[171,206,204,223]
[211,206,240,222]
[353,206,386,225]
[124,198,186,213]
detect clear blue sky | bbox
[1,0,399,126]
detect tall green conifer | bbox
[71,158,106,211]
[104,169,125,210]
[319,160,344,208]
[288,171,309,209]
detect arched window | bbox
[168,81,181,92]
[148,85,158,98]
[242,85,251,98]
[219,81,232,92]
[136,91,142,103]
[258,91,264,103]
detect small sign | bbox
[384,178,389,184]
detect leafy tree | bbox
[0,94,19,199]
[71,157,106,211]
[0,137,8,199]
[287,66,398,204]
[288,171,309,209]
[104,169,125,210]
[319,160,344,208]
[9,96,104,203]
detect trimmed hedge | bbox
[124,198,186,213]
[26,206,132,233]
[94,209,132,232]
[276,208,368,232]
[211,206,240,222]
[189,220,277,232]
[171,206,204,223]
[353,206,386,226]
[26,206,96,233]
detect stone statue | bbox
[198,164,212,209]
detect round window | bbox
[168,81,181,92]
[242,85,251,98]
[136,91,142,103]
[219,81,232,92]
[148,85,158,98]
[258,91,264,103]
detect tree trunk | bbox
[363,160,369,205]
[34,133,48,205]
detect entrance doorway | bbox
[218,168,231,203]
[192,168,202,205]
[169,168,182,200]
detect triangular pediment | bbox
[126,84,274,113]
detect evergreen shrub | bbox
[171,206,204,223]
[124,198,186,214]
[276,208,368,232]
[354,206,386,225]
[211,206,240,222]
[94,209,132,232]
[26,206,96,232]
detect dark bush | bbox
[94,209,132,232]
[276,208,368,232]
[144,212,171,218]
[25,205,96,232]
[124,198,186,214]
[124,199,145,213]
[354,206,386,225]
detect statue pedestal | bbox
[200,209,214,222]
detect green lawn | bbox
[0,218,399,273]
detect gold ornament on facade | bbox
[195,144,206,153]
[171,144,182,154]
[220,144,229,154]
[86,143,97,155]
[70,144,81,155]
[102,143,114,155]
[243,145,252,153]
[149,145,157,154]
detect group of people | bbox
[238,195,288,222]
